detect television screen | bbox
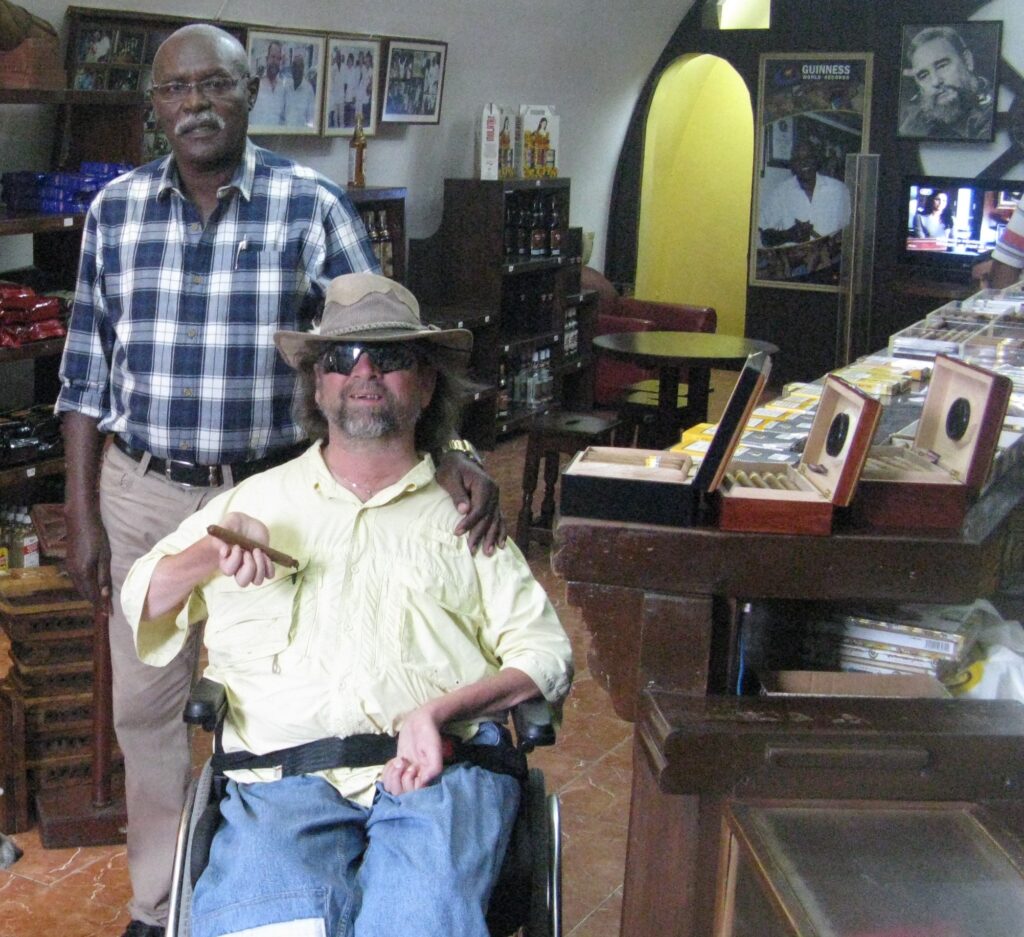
[901,175,1023,273]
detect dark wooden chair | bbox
[514,410,621,551]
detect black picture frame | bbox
[381,38,447,124]
[896,21,1001,142]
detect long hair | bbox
[290,341,468,454]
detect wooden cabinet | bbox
[409,178,596,449]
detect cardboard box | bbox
[516,105,559,179]
[759,670,951,698]
[476,103,502,180]
[0,36,65,91]
[713,376,882,536]
[848,355,1012,531]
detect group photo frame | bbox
[323,36,382,136]
[896,21,1001,142]
[750,52,874,293]
[246,29,326,136]
[382,38,447,124]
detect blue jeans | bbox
[191,758,520,937]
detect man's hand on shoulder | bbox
[435,443,506,556]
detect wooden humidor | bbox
[559,351,774,528]
[848,354,1012,531]
[560,447,695,526]
[712,376,882,536]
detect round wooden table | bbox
[592,331,779,448]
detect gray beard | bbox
[325,385,419,440]
[922,84,974,127]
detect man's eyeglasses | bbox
[320,343,421,375]
[147,75,247,103]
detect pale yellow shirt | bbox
[121,445,573,804]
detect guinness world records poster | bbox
[750,53,873,292]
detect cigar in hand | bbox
[206,525,299,570]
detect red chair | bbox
[583,269,717,446]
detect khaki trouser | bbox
[100,443,228,927]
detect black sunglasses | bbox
[320,342,421,375]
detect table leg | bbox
[657,365,682,448]
[687,366,711,426]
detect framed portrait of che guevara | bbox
[749,52,873,293]
[896,21,1001,143]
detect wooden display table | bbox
[552,455,1024,936]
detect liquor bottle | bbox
[530,194,547,258]
[503,202,517,258]
[364,211,382,265]
[517,198,531,258]
[547,196,562,257]
[497,357,511,418]
[377,210,394,277]
[348,114,367,188]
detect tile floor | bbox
[0,428,637,937]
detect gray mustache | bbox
[175,114,225,136]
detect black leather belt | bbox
[112,436,305,488]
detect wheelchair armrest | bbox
[512,697,557,752]
[184,677,227,733]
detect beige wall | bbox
[4,0,693,271]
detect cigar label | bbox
[207,525,299,569]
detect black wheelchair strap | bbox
[211,732,527,781]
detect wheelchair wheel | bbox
[167,760,217,937]
[525,768,562,937]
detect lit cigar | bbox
[207,525,299,570]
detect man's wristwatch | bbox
[439,438,484,467]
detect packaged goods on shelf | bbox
[515,105,558,179]
[476,103,503,181]
[1,162,130,215]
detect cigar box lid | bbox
[696,351,773,494]
[913,354,1013,490]
[797,376,883,506]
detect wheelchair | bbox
[167,678,563,937]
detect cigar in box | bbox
[711,375,882,536]
[847,354,1012,531]
[560,352,773,527]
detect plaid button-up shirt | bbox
[56,140,378,464]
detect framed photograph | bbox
[381,38,447,124]
[750,53,873,292]
[324,37,381,136]
[108,67,141,92]
[113,30,145,66]
[76,28,115,64]
[897,21,1001,142]
[247,30,326,135]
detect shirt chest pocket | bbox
[232,239,299,273]
[203,563,309,669]
[386,544,485,683]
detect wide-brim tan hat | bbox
[274,272,473,369]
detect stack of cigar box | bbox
[0,566,120,832]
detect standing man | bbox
[898,25,995,140]
[976,197,1024,289]
[249,38,285,127]
[282,50,316,129]
[56,23,501,937]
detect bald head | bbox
[152,24,248,82]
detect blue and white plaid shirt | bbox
[56,140,378,464]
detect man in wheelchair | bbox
[120,273,573,937]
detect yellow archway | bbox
[635,54,753,337]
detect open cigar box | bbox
[711,375,882,536]
[559,352,772,526]
[847,354,1012,531]
[559,447,696,525]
